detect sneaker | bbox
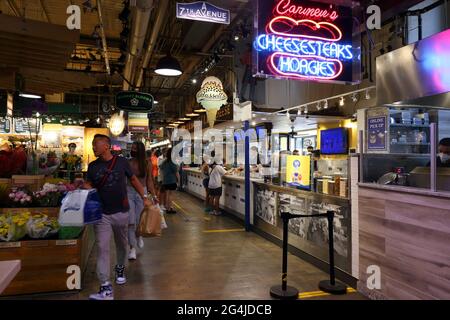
[89,283,113,300]
[213,210,222,216]
[137,236,144,249]
[115,265,126,285]
[128,248,136,261]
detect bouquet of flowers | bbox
[62,153,82,171]
[26,213,59,239]
[8,188,33,207]
[0,212,30,242]
[33,183,69,207]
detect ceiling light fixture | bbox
[365,89,371,100]
[323,100,329,109]
[155,54,183,76]
[192,79,197,84]
[186,113,199,117]
[19,93,42,99]
[351,93,357,102]
[339,97,345,107]
[194,108,206,113]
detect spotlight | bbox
[297,109,301,116]
[234,35,240,41]
[304,106,308,114]
[192,79,197,84]
[339,97,344,107]
[286,111,290,118]
[351,93,357,102]
[35,112,40,118]
[51,116,56,121]
[324,100,328,109]
[96,117,101,124]
[316,102,321,111]
[365,89,371,100]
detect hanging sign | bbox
[116,91,154,112]
[367,115,387,151]
[0,117,11,134]
[176,1,230,25]
[128,112,149,133]
[253,0,359,83]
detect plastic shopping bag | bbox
[138,204,161,237]
[59,189,102,226]
[154,203,168,229]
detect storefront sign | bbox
[128,112,149,133]
[176,1,230,25]
[14,118,41,135]
[116,91,154,112]
[253,0,359,83]
[0,117,11,134]
[285,155,311,190]
[367,115,387,150]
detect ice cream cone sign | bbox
[196,76,228,127]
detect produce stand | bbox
[0,207,95,296]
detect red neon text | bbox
[268,17,342,42]
[275,0,339,22]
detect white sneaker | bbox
[128,248,136,260]
[137,237,144,249]
[89,283,113,300]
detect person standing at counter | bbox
[427,138,450,167]
[208,162,228,216]
[201,160,212,212]
[84,134,151,300]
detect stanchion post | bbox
[318,210,347,294]
[270,212,299,300]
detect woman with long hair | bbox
[160,148,179,214]
[127,141,156,260]
[201,160,211,212]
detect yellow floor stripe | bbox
[299,288,357,299]
[203,228,246,233]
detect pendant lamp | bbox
[155,53,182,76]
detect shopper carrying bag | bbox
[138,202,162,237]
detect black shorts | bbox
[209,187,222,197]
[161,183,177,191]
[202,178,209,189]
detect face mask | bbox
[439,153,450,163]
[130,150,137,158]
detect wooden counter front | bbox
[358,183,450,300]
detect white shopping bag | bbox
[154,203,168,229]
[59,189,103,226]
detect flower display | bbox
[33,183,69,207]
[8,188,33,207]
[0,211,59,241]
[0,212,30,242]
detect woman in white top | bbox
[208,162,227,215]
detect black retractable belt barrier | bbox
[269,210,347,300]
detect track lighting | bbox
[323,100,329,109]
[351,93,357,102]
[365,89,371,100]
[339,97,344,107]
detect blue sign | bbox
[367,116,387,150]
[176,1,230,25]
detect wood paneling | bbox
[358,185,450,300]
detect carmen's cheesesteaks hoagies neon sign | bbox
[253,0,358,83]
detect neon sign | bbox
[253,0,359,83]
[274,0,339,21]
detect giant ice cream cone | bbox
[206,108,219,128]
[196,76,228,128]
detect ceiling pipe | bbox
[122,0,154,91]
[96,0,111,75]
[134,0,169,90]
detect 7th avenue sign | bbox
[116,91,154,112]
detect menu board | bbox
[0,118,11,134]
[14,118,41,134]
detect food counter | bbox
[357,183,450,300]
[184,167,260,223]
[184,166,356,283]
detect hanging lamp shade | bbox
[155,54,183,76]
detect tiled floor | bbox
[7,191,366,300]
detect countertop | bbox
[358,182,450,199]
[0,260,21,294]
